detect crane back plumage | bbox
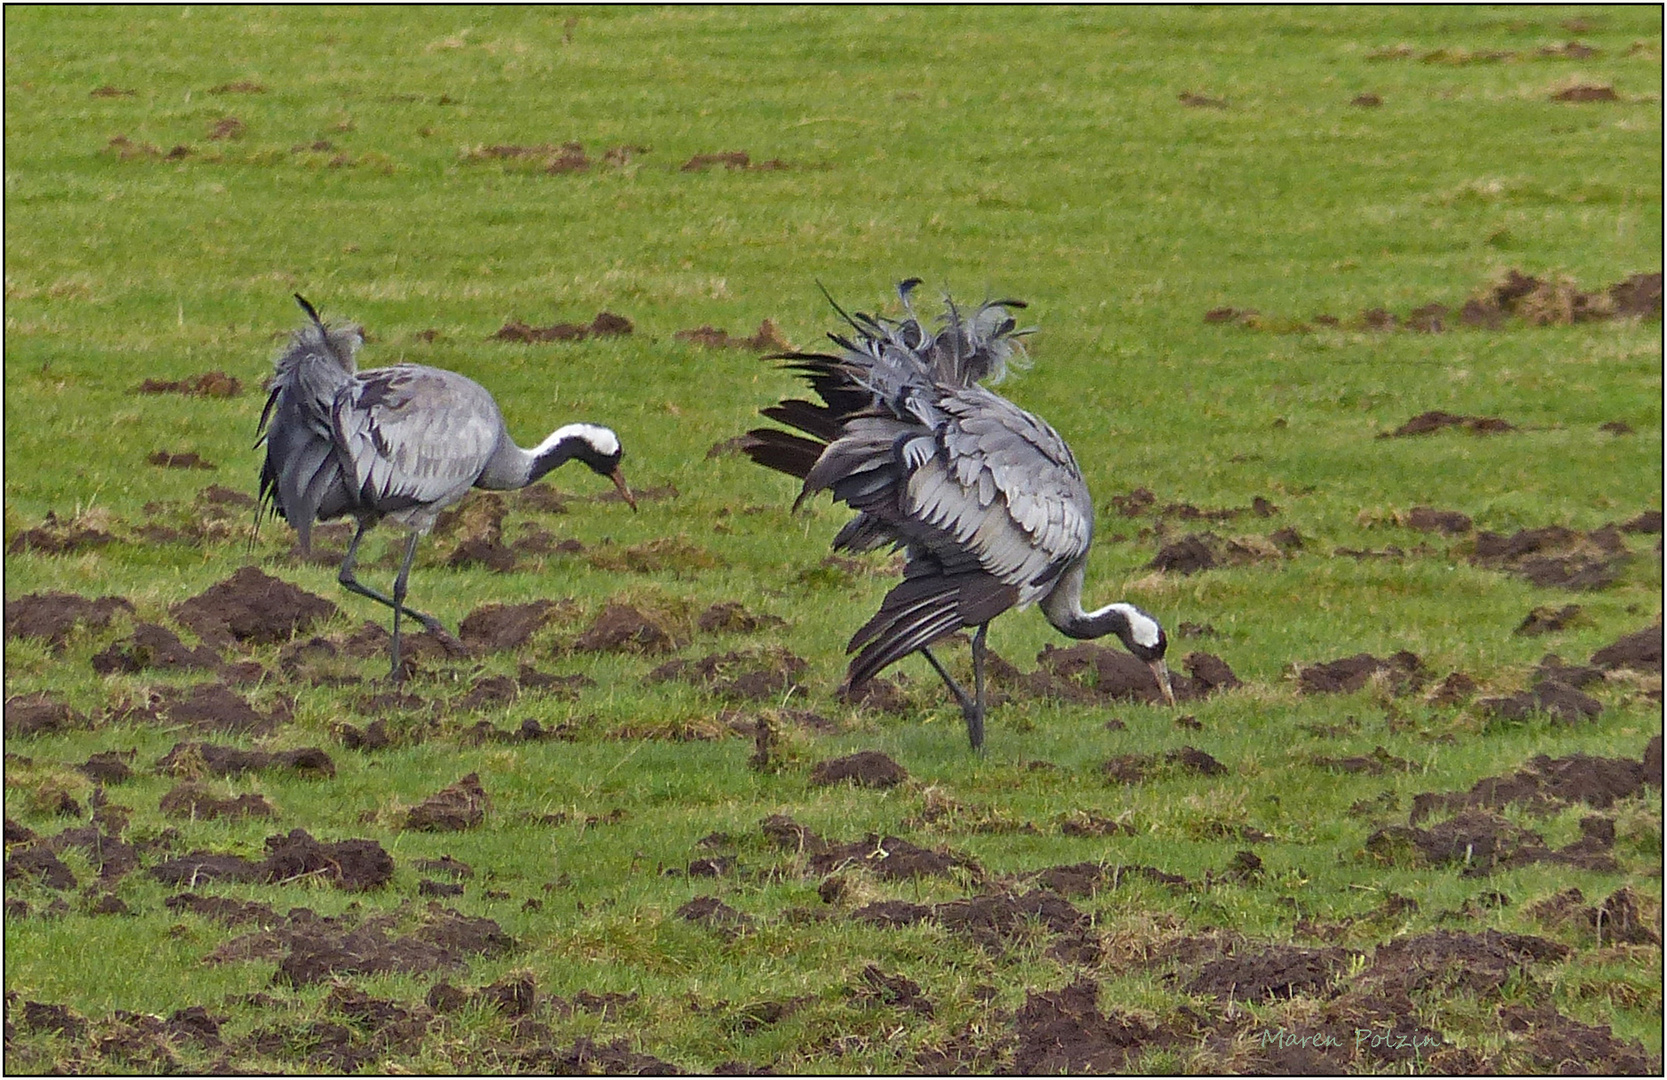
[743,282,1094,688]
[257,297,509,551]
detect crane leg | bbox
[920,643,986,753]
[335,525,465,662]
[387,532,422,682]
[968,624,989,752]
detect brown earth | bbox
[674,320,789,350]
[1102,746,1228,785]
[149,829,393,891]
[1298,650,1426,695]
[648,646,806,701]
[159,782,275,820]
[1591,623,1662,673]
[4,691,89,737]
[1517,603,1583,635]
[572,602,676,653]
[146,450,216,470]
[154,740,335,779]
[6,514,116,556]
[697,601,785,634]
[404,773,490,832]
[808,750,908,789]
[457,599,567,651]
[1409,738,1661,822]
[4,591,134,648]
[91,622,222,675]
[170,566,337,648]
[1366,809,1618,875]
[131,371,242,397]
[1384,410,1516,437]
[114,682,281,736]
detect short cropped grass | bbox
[4,5,1662,1074]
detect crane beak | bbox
[610,468,638,511]
[1149,659,1177,706]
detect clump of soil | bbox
[1467,525,1629,591]
[1311,746,1414,775]
[131,371,242,397]
[1366,810,1618,875]
[572,602,676,654]
[1028,642,1233,704]
[807,833,981,883]
[4,691,89,737]
[1383,410,1515,437]
[490,310,633,343]
[115,682,281,736]
[151,828,394,891]
[91,622,222,675]
[458,599,567,651]
[164,892,280,927]
[852,965,934,1016]
[146,450,216,470]
[1478,679,1602,724]
[680,150,787,172]
[171,566,338,647]
[697,601,785,634]
[4,591,134,648]
[1591,623,1662,673]
[1184,944,1353,1000]
[155,740,335,779]
[1527,885,1661,946]
[1011,976,1169,1073]
[1101,746,1228,784]
[1404,506,1473,533]
[809,750,908,789]
[586,534,720,574]
[6,513,117,556]
[647,646,806,701]
[1410,738,1660,822]
[673,320,789,350]
[677,895,755,938]
[1298,650,1425,695]
[76,749,137,785]
[159,783,275,820]
[1516,604,1583,635]
[405,773,489,831]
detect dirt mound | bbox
[1030,642,1231,704]
[155,741,335,778]
[458,599,566,651]
[807,834,980,882]
[4,591,133,646]
[1366,810,1617,875]
[1404,506,1473,533]
[572,602,675,653]
[1591,623,1662,672]
[1011,977,1168,1073]
[208,904,511,988]
[3,691,89,737]
[91,622,222,674]
[1527,885,1661,946]
[697,601,785,634]
[809,750,909,789]
[1184,944,1352,1000]
[1478,679,1602,724]
[647,646,806,701]
[150,829,393,891]
[491,310,633,343]
[116,682,279,735]
[677,895,755,938]
[1298,650,1425,695]
[1409,739,1660,821]
[76,749,137,784]
[1383,410,1515,437]
[164,892,281,927]
[1517,603,1583,635]
[171,566,338,647]
[852,965,933,1016]
[1469,525,1630,591]
[1503,1002,1658,1073]
[1101,746,1227,785]
[131,370,242,397]
[675,320,790,350]
[405,773,489,831]
[160,782,275,820]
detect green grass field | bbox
[4,5,1662,1073]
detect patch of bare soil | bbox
[1366,810,1618,875]
[697,601,785,634]
[6,513,117,556]
[673,320,789,351]
[171,566,338,647]
[5,591,134,648]
[1184,944,1353,1000]
[164,892,280,927]
[490,310,633,343]
[146,449,216,470]
[1504,1002,1658,1073]
[159,782,275,820]
[1404,506,1473,533]
[1527,885,1661,946]
[808,750,908,789]
[677,895,755,938]
[1553,83,1619,102]
[648,646,806,701]
[586,534,721,574]
[1178,90,1227,108]
[1478,679,1602,724]
[131,370,242,397]
[837,675,913,713]
[1468,525,1630,591]
[114,682,281,735]
[850,965,933,1016]
[1026,642,1234,704]
[3,691,89,737]
[458,599,567,651]
[1101,746,1228,785]
[10,823,140,885]
[1517,603,1584,635]
[1298,650,1426,695]
[149,828,393,891]
[1591,622,1663,673]
[404,773,489,831]
[680,150,787,172]
[1384,410,1516,436]
[572,602,676,653]
[1410,738,1660,822]
[77,749,137,785]
[515,664,595,699]
[155,741,335,779]
[807,832,981,883]
[91,622,222,675]
[1311,746,1414,775]
[1010,976,1170,1072]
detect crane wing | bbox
[331,365,503,521]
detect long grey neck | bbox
[477,423,610,490]
[1038,559,1138,640]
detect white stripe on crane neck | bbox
[533,423,619,458]
[1095,602,1162,648]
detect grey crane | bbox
[741,281,1174,751]
[257,294,635,680]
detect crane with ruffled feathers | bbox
[257,294,635,680]
[741,281,1174,750]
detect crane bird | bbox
[741,281,1174,751]
[257,294,636,681]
